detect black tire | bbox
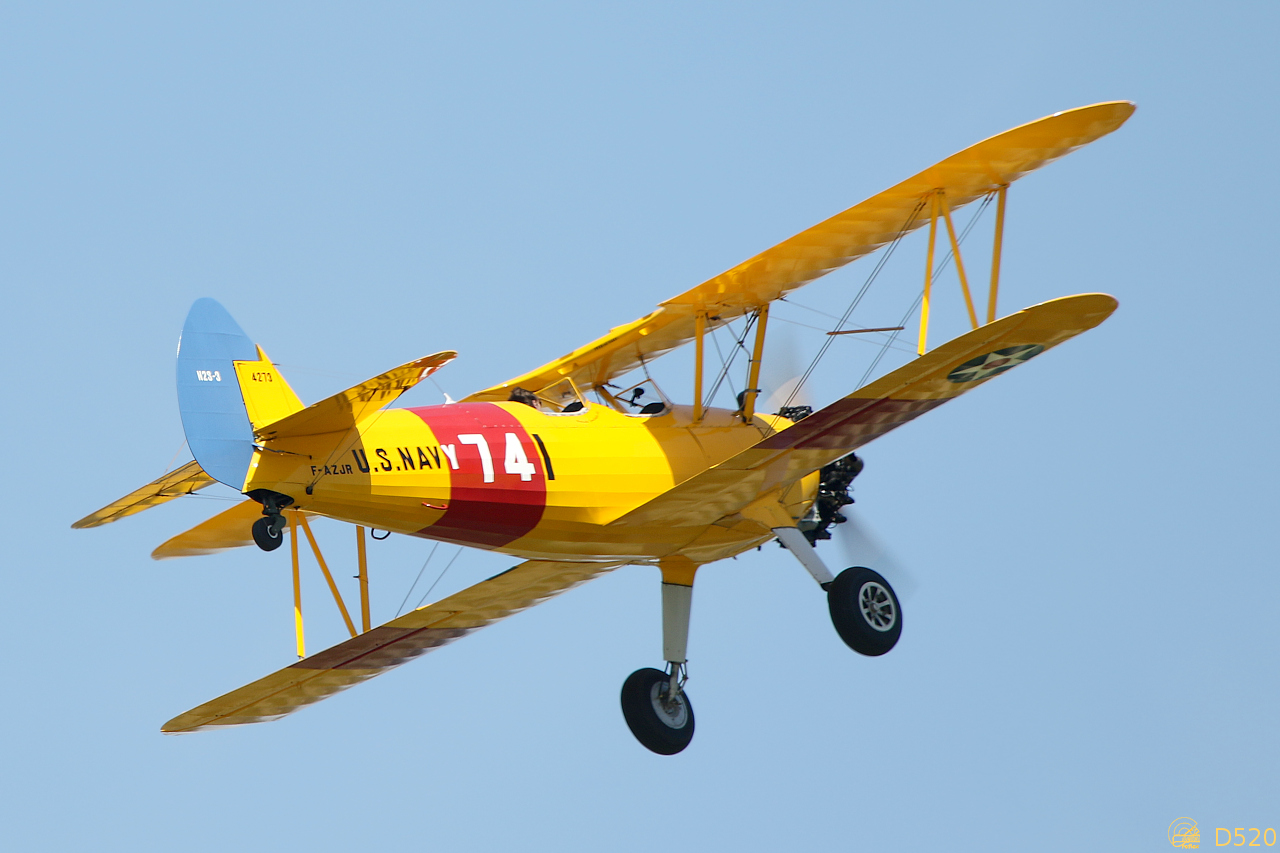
[252,516,284,552]
[827,566,902,656]
[620,668,695,755]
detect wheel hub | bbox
[858,580,896,631]
[648,682,689,729]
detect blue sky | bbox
[2,2,1277,850]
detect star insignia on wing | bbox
[946,344,1045,384]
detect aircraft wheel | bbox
[827,567,901,656]
[620,668,695,755]
[252,516,284,552]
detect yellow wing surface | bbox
[72,460,216,529]
[464,102,1134,404]
[150,499,316,559]
[162,558,623,732]
[615,293,1118,531]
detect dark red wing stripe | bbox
[757,397,946,452]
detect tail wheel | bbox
[252,516,284,552]
[620,668,695,755]
[827,566,902,656]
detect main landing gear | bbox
[619,513,903,754]
[620,665,694,755]
[772,523,902,656]
[622,558,697,754]
[826,565,901,656]
[247,489,294,552]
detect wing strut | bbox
[740,304,770,422]
[692,311,706,423]
[297,514,357,640]
[356,525,371,633]
[289,512,305,658]
[920,192,940,354]
[938,191,980,330]
[918,184,1010,354]
[988,185,1008,324]
[285,512,370,659]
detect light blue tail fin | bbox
[176,299,258,489]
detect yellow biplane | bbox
[75,101,1133,754]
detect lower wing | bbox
[162,558,624,732]
[612,293,1117,529]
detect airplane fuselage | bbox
[246,402,817,563]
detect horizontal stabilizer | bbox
[613,293,1118,529]
[254,351,457,441]
[162,558,621,732]
[151,499,312,560]
[72,461,215,529]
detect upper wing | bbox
[612,293,1118,529]
[253,351,457,441]
[71,460,216,529]
[162,558,624,732]
[464,102,1134,404]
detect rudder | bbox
[176,299,302,489]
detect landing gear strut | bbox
[767,507,903,656]
[622,558,698,754]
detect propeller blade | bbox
[833,509,918,601]
[762,326,812,413]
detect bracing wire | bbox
[771,314,917,355]
[396,542,439,617]
[703,312,757,410]
[703,317,745,408]
[858,294,925,388]
[160,440,189,477]
[428,375,453,403]
[856,194,995,388]
[414,547,462,610]
[708,321,730,373]
[777,296,846,324]
[780,199,928,412]
[705,322,732,404]
[177,493,249,502]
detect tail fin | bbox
[176,299,303,489]
[231,344,304,431]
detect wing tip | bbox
[1049,100,1137,127]
[162,712,288,734]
